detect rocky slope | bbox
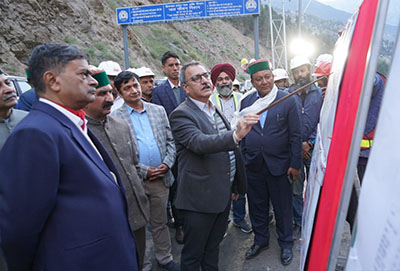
[0,0,269,80]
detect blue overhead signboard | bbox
[116,0,259,25]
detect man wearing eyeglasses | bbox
[169,62,259,271]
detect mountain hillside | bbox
[263,0,353,23]
[0,0,269,80]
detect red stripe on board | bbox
[307,0,378,269]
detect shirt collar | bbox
[39,98,87,133]
[125,102,147,114]
[189,97,215,118]
[0,108,13,123]
[85,114,106,126]
[168,79,180,89]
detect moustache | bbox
[201,83,211,90]
[3,93,17,101]
[102,101,114,108]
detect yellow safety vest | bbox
[360,139,373,149]
[211,92,241,111]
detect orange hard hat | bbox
[312,61,332,77]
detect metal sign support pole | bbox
[253,14,260,60]
[122,25,130,69]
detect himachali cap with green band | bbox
[247,59,270,75]
[24,67,30,79]
[91,70,110,89]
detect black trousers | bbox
[346,158,367,232]
[180,201,230,271]
[247,163,294,249]
[170,162,184,227]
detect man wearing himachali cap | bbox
[239,59,302,265]
[84,69,150,270]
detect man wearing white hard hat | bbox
[272,68,290,91]
[98,61,122,95]
[133,67,155,102]
[288,55,322,240]
[99,61,123,112]
[232,79,241,93]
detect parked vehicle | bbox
[6,75,31,96]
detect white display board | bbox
[299,12,358,269]
[346,35,400,271]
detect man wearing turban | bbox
[210,63,253,235]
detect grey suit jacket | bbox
[0,109,28,150]
[86,115,150,231]
[169,98,247,213]
[112,101,176,187]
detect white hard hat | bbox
[290,55,311,70]
[272,68,289,81]
[98,61,122,76]
[233,79,240,86]
[315,54,333,67]
[126,68,137,73]
[133,67,155,78]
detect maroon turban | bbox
[210,63,236,85]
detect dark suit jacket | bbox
[240,90,302,176]
[170,98,247,213]
[152,79,186,116]
[0,101,138,271]
[16,88,38,112]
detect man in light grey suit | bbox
[113,71,179,271]
[169,62,259,271]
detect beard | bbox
[295,73,311,88]
[216,82,233,97]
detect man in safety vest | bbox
[210,63,252,234]
[346,72,385,232]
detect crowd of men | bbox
[1,42,379,271]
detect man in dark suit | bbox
[240,59,302,265]
[170,62,259,271]
[0,43,138,271]
[152,51,187,243]
[152,51,186,116]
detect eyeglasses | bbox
[189,72,211,83]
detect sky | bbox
[316,0,399,26]
[316,0,361,13]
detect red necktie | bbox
[54,102,86,131]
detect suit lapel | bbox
[144,103,164,158]
[179,86,187,103]
[35,102,116,184]
[246,93,263,134]
[263,94,280,130]
[165,82,178,108]
[186,98,217,134]
[117,105,139,151]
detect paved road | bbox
[145,217,303,271]
[145,215,351,271]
